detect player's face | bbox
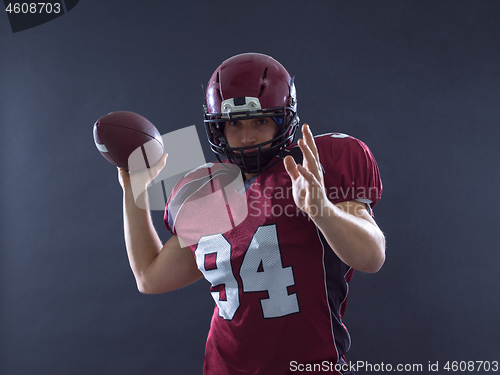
[224,117,279,153]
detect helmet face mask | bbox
[204,53,300,174]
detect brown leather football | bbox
[93,111,164,172]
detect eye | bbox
[256,118,268,125]
[228,121,240,126]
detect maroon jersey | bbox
[164,134,382,375]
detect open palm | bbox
[284,124,328,218]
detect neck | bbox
[244,172,258,181]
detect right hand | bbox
[118,153,168,192]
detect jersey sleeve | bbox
[316,133,383,209]
[162,163,216,236]
[163,162,247,244]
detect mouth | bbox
[242,147,258,154]
[232,146,259,155]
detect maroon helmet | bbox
[204,53,299,173]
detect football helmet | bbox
[204,53,300,174]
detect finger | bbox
[118,166,128,177]
[297,164,320,186]
[152,153,168,171]
[298,138,321,181]
[283,155,300,181]
[128,153,168,195]
[158,153,168,166]
[145,153,169,181]
[302,124,320,163]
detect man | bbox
[119,53,385,374]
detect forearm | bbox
[311,201,385,273]
[122,185,163,282]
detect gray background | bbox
[1,1,499,374]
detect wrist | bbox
[308,199,336,224]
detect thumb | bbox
[283,155,300,181]
[148,153,169,180]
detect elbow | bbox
[362,251,385,273]
[357,234,386,273]
[135,276,163,295]
[364,234,385,273]
[356,252,385,273]
[135,273,179,294]
[136,279,154,294]
[137,282,154,295]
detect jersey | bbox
[164,133,382,375]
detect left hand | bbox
[284,124,329,219]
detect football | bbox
[93,111,164,172]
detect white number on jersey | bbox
[196,234,239,320]
[240,225,299,318]
[195,224,299,320]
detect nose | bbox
[240,123,257,145]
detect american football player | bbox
[119,52,385,375]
